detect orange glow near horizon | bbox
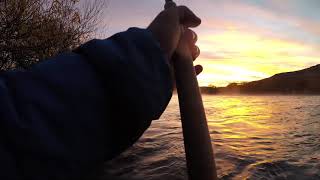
[196,30,319,87]
[104,0,320,87]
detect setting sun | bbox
[1,0,320,179]
[196,29,318,86]
[103,0,320,87]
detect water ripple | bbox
[103,95,320,180]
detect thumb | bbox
[178,6,201,28]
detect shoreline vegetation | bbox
[200,64,320,95]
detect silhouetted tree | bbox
[0,0,105,70]
[208,84,217,88]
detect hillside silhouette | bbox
[201,64,320,94]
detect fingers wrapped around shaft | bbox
[180,28,202,75]
[183,28,200,60]
[195,64,203,75]
[178,6,201,28]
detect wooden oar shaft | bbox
[164,1,218,179]
[173,53,217,180]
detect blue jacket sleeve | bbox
[0,28,172,179]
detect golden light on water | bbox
[104,1,320,178]
[106,95,320,179]
[204,96,285,157]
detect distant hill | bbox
[201,64,320,94]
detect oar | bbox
[164,1,218,180]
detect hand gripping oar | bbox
[164,1,218,180]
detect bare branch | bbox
[0,0,107,71]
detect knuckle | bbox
[185,29,193,40]
[192,31,198,41]
[178,5,188,10]
[177,5,189,14]
[185,29,198,42]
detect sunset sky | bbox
[101,0,320,87]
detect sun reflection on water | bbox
[105,95,320,180]
[199,95,320,179]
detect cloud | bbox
[101,0,320,86]
[199,0,320,44]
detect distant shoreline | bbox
[199,64,320,95]
[173,90,320,96]
[199,90,320,96]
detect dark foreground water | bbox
[102,95,320,180]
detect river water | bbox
[103,95,320,180]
